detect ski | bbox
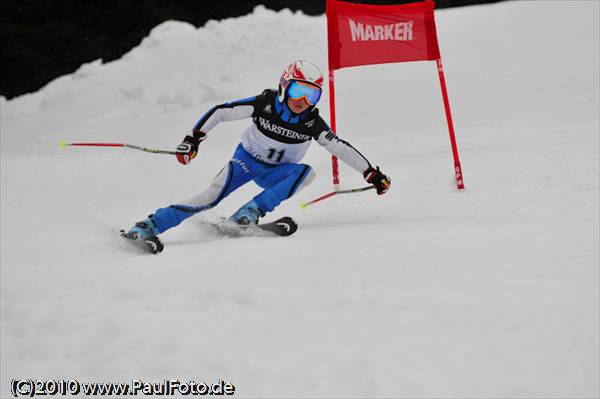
[257,216,298,236]
[119,230,164,254]
[119,216,297,254]
[206,216,298,237]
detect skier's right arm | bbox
[176,93,266,165]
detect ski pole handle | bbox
[59,141,177,155]
[300,185,375,208]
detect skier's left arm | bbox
[315,125,391,195]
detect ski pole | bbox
[58,141,177,155]
[300,185,375,208]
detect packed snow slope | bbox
[2,1,598,397]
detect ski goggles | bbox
[286,81,322,105]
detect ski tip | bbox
[58,140,68,149]
[144,236,164,254]
[300,203,308,209]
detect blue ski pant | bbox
[152,143,315,234]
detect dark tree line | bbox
[0,0,504,99]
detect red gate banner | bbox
[326,0,464,190]
[327,0,441,70]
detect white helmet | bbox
[278,60,324,104]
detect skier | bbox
[126,60,391,240]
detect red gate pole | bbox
[328,68,340,190]
[436,58,464,190]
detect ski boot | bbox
[229,200,263,225]
[120,215,164,254]
[124,216,159,240]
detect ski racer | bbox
[126,60,391,239]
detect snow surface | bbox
[1,1,599,397]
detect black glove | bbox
[364,166,391,195]
[176,131,206,165]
